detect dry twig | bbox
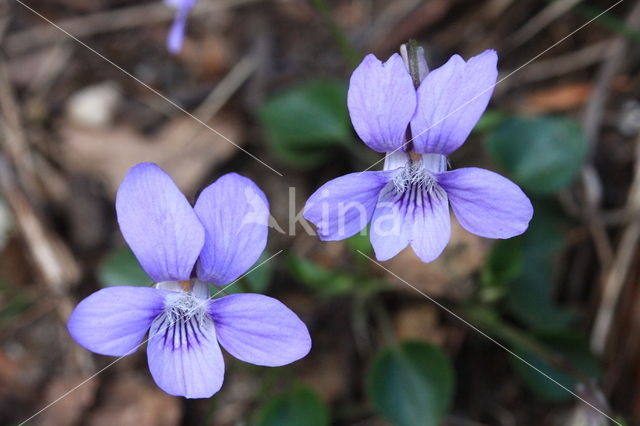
[506,0,584,50]
[588,1,640,355]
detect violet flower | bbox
[68,163,311,398]
[165,0,198,54]
[304,50,533,262]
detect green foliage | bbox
[479,199,574,330]
[259,80,351,168]
[474,110,507,134]
[287,253,384,297]
[256,386,330,426]
[511,332,601,402]
[480,237,523,302]
[0,280,31,323]
[505,199,575,331]
[0,296,30,322]
[346,231,373,256]
[368,341,454,426]
[98,246,152,287]
[486,117,587,195]
[287,254,356,297]
[242,252,274,293]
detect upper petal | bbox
[209,294,311,366]
[116,163,205,282]
[67,286,165,356]
[347,53,417,153]
[438,167,533,238]
[410,50,498,155]
[147,313,225,398]
[304,171,394,241]
[195,173,269,286]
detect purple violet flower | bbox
[165,0,198,54]
[304,50,533,262]
[68,163,311,398]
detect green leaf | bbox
[480,237,523,302]
[98,246,152,287]
[259,80,350,168]
[346,231,373,256]
[473,110,507,134]
[0,296,31,323]
[243,252,275,293]
[505,199,575,331]
[287,255,355,296]
[511,332,601,402]
[0,280,31,323]
[486,117,587,194]
[368,341,454,426]
[257,386,329,426]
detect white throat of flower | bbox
[155,281,209,327]
[383,151,446,194]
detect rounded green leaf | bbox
[505,199,575,331]
[259,80,350,168]
[98,246,152,287]
[486,117,587,194]
[368,341,454,426]
[257,386,329,426]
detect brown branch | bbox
[588,0,640,356]
[0,57,80,297]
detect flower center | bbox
[165,292,208,326]
[156,281,210,327]
[392,160,438,194]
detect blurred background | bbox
[1,0,639,425]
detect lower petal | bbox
[147,314,225,398]
[370,182,451,262]
[67,286,165,357]
[409,185,451,262]
[209,294,311,366]
[438,167,533,238]
[304,171,393,241]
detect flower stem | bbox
[310,0,359,68]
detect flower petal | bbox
[370,183,411,261]
[209,294,311,366]
[304,171,394,241]
[410,50,498,155]
[165,0,197,54]
[409,185,451,262]
[116,163,205,282]
[370,182,451,262]
[347,53,416,152]
[147,313,225,398]
[438,167,533,238]
[195,173,269,286]
[68,286,165,356]
[167,12,188,54]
